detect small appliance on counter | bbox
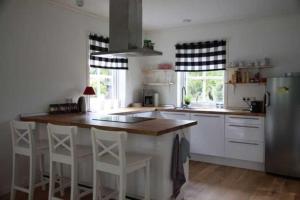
[143,89,155,106]
[250,100,264,113]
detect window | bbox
[181,70,225,106]
[88,33,127,111]
[175,40,226,107]
[89,68,125,111]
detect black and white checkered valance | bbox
[89,33,128,70]
[175,40,226,72]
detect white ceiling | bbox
[51,0,300,31]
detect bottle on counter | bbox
[154,93,159,107]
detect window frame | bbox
[177,71,227,107]
[86,34,126,111]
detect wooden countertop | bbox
[111,107,266,117]
[20,113,197,136]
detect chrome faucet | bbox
[181,86,187,108]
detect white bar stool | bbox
[91,128,151,200]
[10,120,48,200]
[47,124,92,200]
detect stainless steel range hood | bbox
[91,0,162,57]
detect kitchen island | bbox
[21,113,197,200]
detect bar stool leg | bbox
[28,155,36,200]
[48,161,56,200]
[92,170,98,200]
[10,153,16,200]
[144,160,150,200]
[39,153,46,191]
[70,161,78,200]
[118,174,126,200]
[56,163,64,196]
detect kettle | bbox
[250,101,264,113]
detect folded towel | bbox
[180,137,191,163]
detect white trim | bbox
[86,31,90,87]
[191,153,265,171]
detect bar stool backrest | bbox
[47,124,77,158]
[10,121,36,152]
[91,128,127,175]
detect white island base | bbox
[38,125,190,200]
[124,128,190,200]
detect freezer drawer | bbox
[225,123,264,142]
[225,138,264,162]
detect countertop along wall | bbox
[0,0,143,195]
[142,14,300,107]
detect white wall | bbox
[143,14,300,107]
[0,0,142,194]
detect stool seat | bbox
[76,145,92,158]
[99,152,151,170]
[126,153,151,168]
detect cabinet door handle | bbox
[229,116,259,120]
[193,114,220,118]
[228,124,260,129]
[228,140,259,145]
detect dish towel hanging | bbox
[171,134,186,198]
[89,33,128,70]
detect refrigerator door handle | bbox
[265,92,270,107]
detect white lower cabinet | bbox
[158,111,190,120]
[157,111,265,165]
[225,115,265,163]
[133,111,156,118]
[225,139,264,162]
[190,114,225,157]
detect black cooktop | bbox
[92,115,154,123]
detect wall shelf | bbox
[144,82,175,86]
[143,68,175,73]
[227,65,273,70]
[226,82,266,86]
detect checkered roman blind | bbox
[89,33,128,70]
[175,40,226,72]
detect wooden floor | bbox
[186,161,300,200]
[1,161,300,200]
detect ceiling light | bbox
[183,19,192,23]
[75,0,84,7]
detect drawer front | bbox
[226,115,264,125]
[159,111,190,120]
[225,139,264,162]
[225,124,264,142]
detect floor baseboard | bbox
[191,153,265,171]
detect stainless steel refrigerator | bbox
[265,75,300,177]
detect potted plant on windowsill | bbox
[184,96,191,108]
